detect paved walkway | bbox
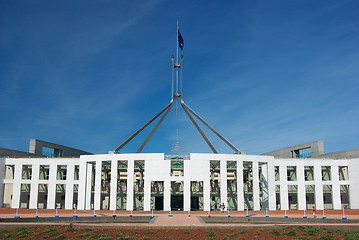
[1,209,359,228]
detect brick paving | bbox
[0,208,358,228]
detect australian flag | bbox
[178,29,184,50]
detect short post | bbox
[35,208,39,218]
[14,208,20,218]
[112,210,116,218]
[73,207,78,218]
[55,207,59,218]
[246,208,249,217]
[150,209,154,219]
[93,209,96,217]
[303,209,307,218]
[284,209,288,218]
[188,210,190,217]
[130,210,133,217]
[168,210,173,217]
[227,207,230,218]
[266,209,269,218]
[342,208,347,219]
[322,208,326,219]
[208,210,211,217]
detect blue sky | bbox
[1,0,358,155]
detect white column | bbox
[331,165,341,209]
[94,160,102,210]
[110,160,118,211]
[280,165,288,210]
[144,179,151,211]
[184,180,191,211]
[220,160,227,208]
[77,160,87,210]
[29,163,39,209]
[314,165,324,209]
[203,179,210,211]
[12,163,22,208]
[127,160,134,211]
[252,161,260,210]
[47,163,57,209]
[237,161,244,211]
[297,165,306,210]
[267,161,276,210]
[65,164,74,209]
[164,180,171,211]
[85,163,93,210]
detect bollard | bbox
[303,209,307,218]
[55,207,59,218]
[73,208,78,218]
[265,209,269,218]
[342,208,347,220]
[112,210,116,218]
[168,210,173,217]
[150,209,154,219]
[322,209,326,219]
[284,209,288,218]
[208,210,211,218]
[246,208,249,217]
[130,210,133,217]
[93,209,96,217]
[14,208,20,218]
[188,211,190,217]
[35,208,39,218]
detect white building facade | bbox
[1,153,359,211]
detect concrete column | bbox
[11,162,22,208]
[29,163,39,209]
[203,179,210,211]
[94,160,102,210]
[280,165,288,210]
[349,159,359,209]
[184,180,191,211]
[331,165,341,209]
[260,163,268,210]
[84,163,93,210]
[220,160,227,208]
[77,160,87,210]
[0,158,5,208]
[65,164,74,209]
[127,160,134,211]
[267,161,276,211]
[252,161,260,210]
[297,165,306,210]
[164,180,171,211]
[110,160,118,211]
[144,179,151,211]
[47,163,57,209]
[314,164,324,210]
[237,160,244,211]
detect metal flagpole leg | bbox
[113,100,173,153]
[181,102,217,153]
[137,102,174,153]
[181,101,241,154]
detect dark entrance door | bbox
[155,196,163,210]
[171,195,183,211]
[191,197,199,210]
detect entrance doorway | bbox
[155,196,163,210]
[191,197,199,210]
[171,195,183,211]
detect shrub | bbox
[226,233,238,238]
[205,232,216,237]
[270,230,281,236]
[283,231,297,236]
